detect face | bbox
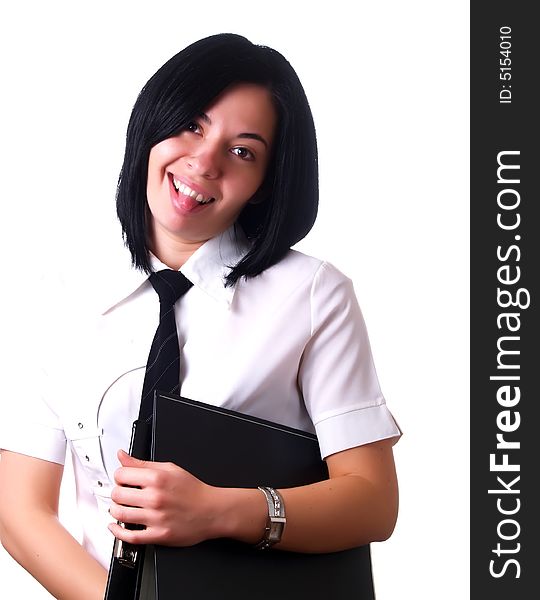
[146,83,277,253]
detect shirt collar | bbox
[101,226,250,315]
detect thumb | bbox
[117,448,149,467]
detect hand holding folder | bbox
[105,392,375,600]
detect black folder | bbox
[105,392,375,600]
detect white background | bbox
[0,1,469,598]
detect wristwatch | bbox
[255,486,286,550]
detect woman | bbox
[0,33,400,599]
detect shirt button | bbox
[97,481,103,487]
[78,423,84,429]
[85,455,90,462]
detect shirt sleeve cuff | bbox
[0,421,67,465]
[314,402,402,459]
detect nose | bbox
[185,144,222,179]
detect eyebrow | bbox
[198,112,269,148]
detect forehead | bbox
[202,83,277,141]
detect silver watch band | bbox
[256,486,286,550]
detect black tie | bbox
[139,269,193,421]
[112,270,193,588]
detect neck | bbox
[148,228,208,271]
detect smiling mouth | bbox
[172,177,215,205]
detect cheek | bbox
[230,165,268,199]
[148,138,188,171]
[147,141,181,197]
[146,165,162,205]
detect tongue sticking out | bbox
[170,173,214,212]
[177,192,206,212]
[177,192,205,212]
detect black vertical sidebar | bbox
[471,3,539,599]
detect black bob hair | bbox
[116,33,318,286]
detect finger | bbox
[115,462,172,487]
[111,484,145,507]
[108,522,149,545]
[117,449,150,467]
[109,501,147,526]
[108,522,167,546]
[117,449,176,473]
[114,465,146,487]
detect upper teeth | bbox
[172,178,213,204]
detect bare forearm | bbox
[218,474,397,553]
[212,441,399,553]
[1,513,107,600]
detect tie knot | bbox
[149,270,193,307]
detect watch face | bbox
[268,520,286,543]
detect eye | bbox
[185,121,201,134]
[230,146,255,161]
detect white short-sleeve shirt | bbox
[0,226,400,568]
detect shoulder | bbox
[270,250,356,305]
[233,249,355,317]
[259,249,352,290]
